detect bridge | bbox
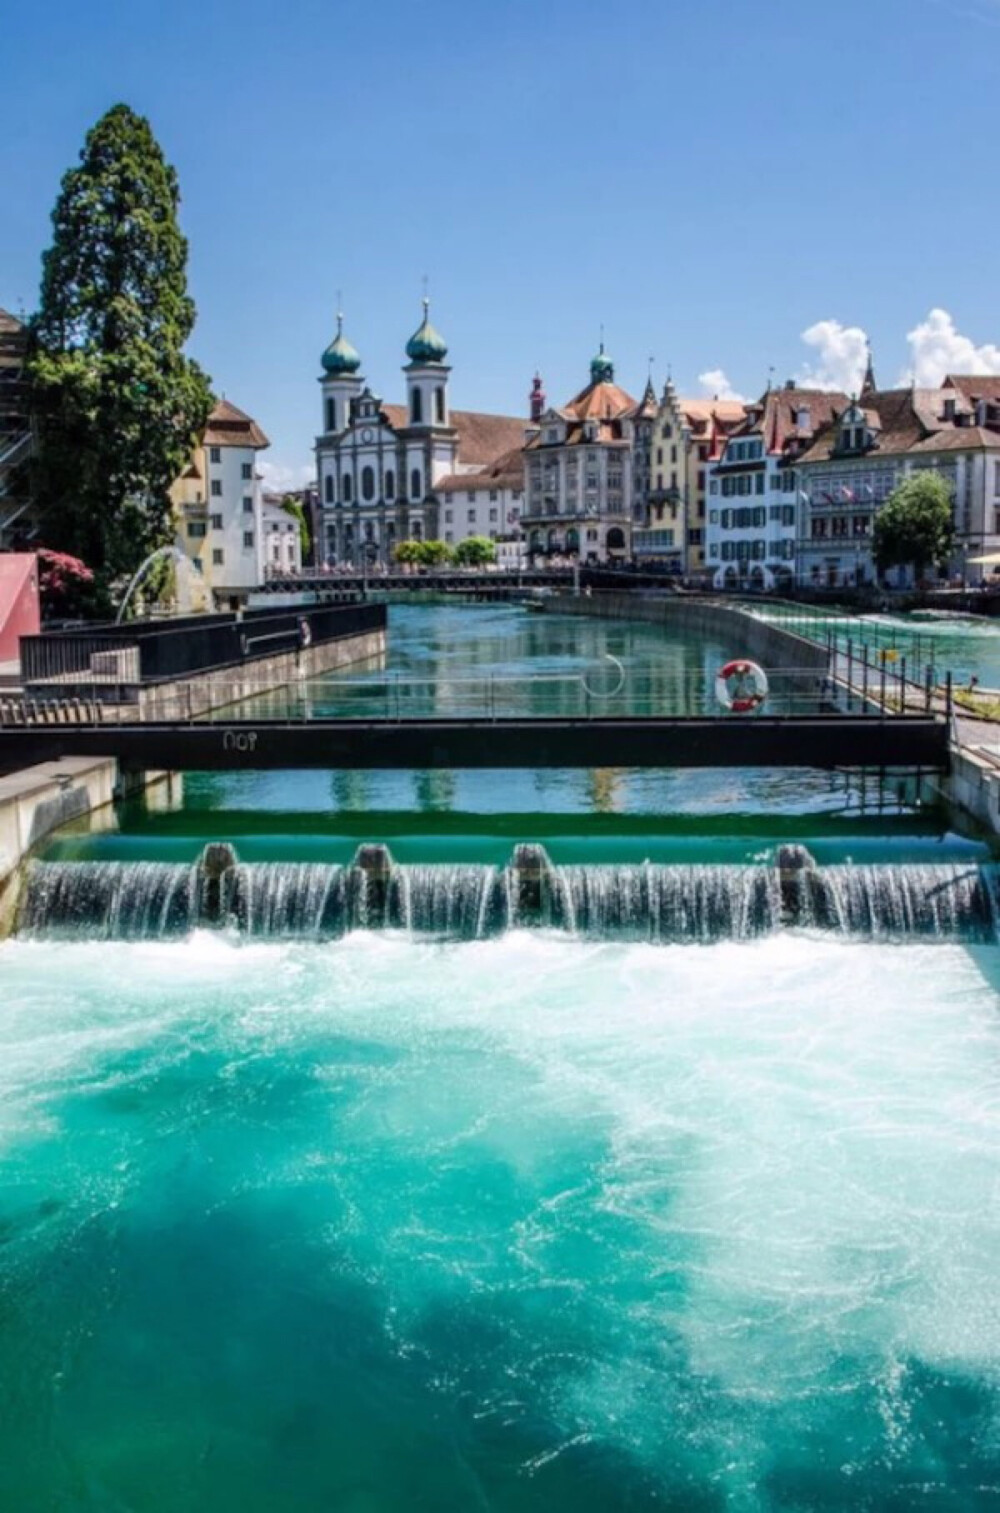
[0,712,949,774]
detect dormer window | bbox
[943,398,956,422]
[547,428,559,444]
[796,406,811,430]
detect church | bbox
[315,301,525,566]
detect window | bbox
[187,522,206,539]
[489,508,498,522]
[709,510,719,524]
[325,475,334,504]
[210,513,223,530]
[241,462,253,480]
[467,491,476,502]
[243,496,253,513]
[411,470,422,500]
[688,528,703,545]
[385,469,395,499]
[209,446,221,464]
[411,388,423,424]
[343,474,352,503]
[709,479,718,494]
[325,398,336,432]
[243,531,254,549]
[656,448,663,464]
[994,461,1000,497]
[213,549,224,565]
[445,531,453,543]
[467,509,476,523]
[211,480,222,497]
[445,509,453,524]
[362,466,375,501]
[756,474,765,495]
[489,490,498,501]
[435,387,445,423]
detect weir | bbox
[16,843,1000,944]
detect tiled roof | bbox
[435,447,525,494]
[0,308,24,334]
[797,386,1000,465]
[629,379,658,421]
[564,379,637,421]
[731,387,849,456]
[450,410,527,464]
[945,375,1000,405]
[204,398,270,450]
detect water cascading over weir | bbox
[16,844,1000,944]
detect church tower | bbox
[404,298,450,429]
[319,310,363,435]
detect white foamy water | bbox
[0,933,999,1507]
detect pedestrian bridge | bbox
[0,711,949,774]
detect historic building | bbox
[170,398,270,609]
[796,370,1000,586]
[633,380,744,574]
[433,448,525,548]
[315,302,524,566]
[704,382,847,589]
[261,493,303,578]
[521,345,638,561]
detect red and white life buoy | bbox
[715,658,768,714]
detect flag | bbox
[799,489,810,505]
[840,485,854,502]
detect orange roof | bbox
[564,379,637,421]
[435,447,525,493]
[204,398,270,450]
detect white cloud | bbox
[698,369,746,403]
[902,307,1000,387]
[797,319,869,393]
[258,459,314,494]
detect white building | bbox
[314,301,524,566]
[522,346,637,562]
[261,494,303,577]
[704,383,846,590]
[433,447,524,548]
[171,398,269,609]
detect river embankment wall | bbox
[542,593,830,680]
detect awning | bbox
[966,552,1000,565]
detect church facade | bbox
[314,302,525,566]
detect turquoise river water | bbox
[4,603,1000,1509]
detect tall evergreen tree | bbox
[29,104,212,603]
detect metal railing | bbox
[20,602,385,688]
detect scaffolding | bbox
[0,308,35,549]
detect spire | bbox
[589,328,614,385]
[405,295,448,364]
[530,372,546,422]
[861,341,877,398]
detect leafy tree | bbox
[29,103,213,608]
[454,535,496,567]
[394,539,423,566]
[281,493,311,559]
[873,473,954,582]
[417,539,454,567]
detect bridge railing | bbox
[20,602,385,689]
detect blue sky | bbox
[4,0,999,487]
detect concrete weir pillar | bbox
[198,842,238,926]
[511,844,554,925]
[354,844,394,926]
[776,844,818,926]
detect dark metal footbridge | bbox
[0,711,949,774]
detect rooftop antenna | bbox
[421,272,430,313]
[336,288,343,334]
[767,364,775,391]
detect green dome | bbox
[590,343,614,384]
[406,299,448,364]
[321,315,361,376]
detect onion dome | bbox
[590,341,614,385]
[405,298,448,364]
[321,313,361,376]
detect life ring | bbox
[298,617,312,650]
[715,658,768,714]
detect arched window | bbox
[435,387,445,423]
[343,474,353,503]
[411,387,423,424]
[324,474,334,504]
[385,469,395,500]
[410,469,422,501]
[325,397,336,432]
[362,466,375,501]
